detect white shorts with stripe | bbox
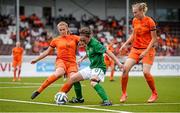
[79,67,105,82]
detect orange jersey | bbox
[132,16,156,48]
[50,35,80,63]
[12,47,24,61]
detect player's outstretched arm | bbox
[105,50,124,70]
[31,46,53,64]
[119,31,134,53]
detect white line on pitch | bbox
[82,102,180,107]
[0,85,59,89]
[0,82,59,85]
[0,98,130,113]
[0,82,85,86]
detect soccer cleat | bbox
[120,93,127,103]
[18,78,21,81]
[69,97,84,103]
[12,79,16,82]
[147,93,158,103]
[101,100,112,106]
[110,79,115,81]
[31,91,40,99]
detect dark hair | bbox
[79,27,91,36]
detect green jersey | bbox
[86,37,107,73]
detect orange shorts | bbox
[12,60,22,67]
[104,55,115,67]
[128,47,155,65]
[55,59,78,77]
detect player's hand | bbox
[31,59,37,64]
[139,50,148,60]
[118,63,125,71]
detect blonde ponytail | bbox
[132,2,148,14]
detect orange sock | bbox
[110,69,114,80]
[37,74,60,93]
[60,82,73,93]
[144,73,157,94]
[121,75,128,94]
[13,68,17,80]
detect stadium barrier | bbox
[0,56,180,77]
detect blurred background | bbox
[0,0,179,56]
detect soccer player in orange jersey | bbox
[104,42,115,81]
[12,41,24,81]
[30,21,84,103]
[119,2,158,103]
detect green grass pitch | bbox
[0,76,180,112]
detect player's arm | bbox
[119,30,134,52]
[31,46,54,64]
[78,54,88,64]
[146,28,157,52]
[105,50,124,69]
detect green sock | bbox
[93,83,109,101]
[73,82,83,99]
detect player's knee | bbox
[53,68,65,77]
[90,78,100,87]
[13,67,17,71]
[122,66,129,75]
[69,75,80,84]
[143,70,150,76]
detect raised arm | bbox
[31,46,54,64]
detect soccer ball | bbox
[54,92,68,105]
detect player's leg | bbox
[31,67,65,99]
[110,61,115,81]
[120,58,136,102]
[69,72,84,103]
[142,48,158,102]
[55,72,83,104]
[120,48,139,102]
[17,65,21,81]
[90,68,112,106]
[59,72,84,94]
[143,64,158,102]
[65,63,84,103]
[12,61,17,81]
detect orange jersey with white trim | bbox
[12,47,24,61]
[50,35,80,63]
[132,16,156,48]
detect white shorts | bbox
[79,67,105,82]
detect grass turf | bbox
[0,76,180,112]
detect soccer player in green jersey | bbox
[55,27,124,106]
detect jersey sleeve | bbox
[73,35,80,45]
[148,17,156,31]
[49,38,56,48]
